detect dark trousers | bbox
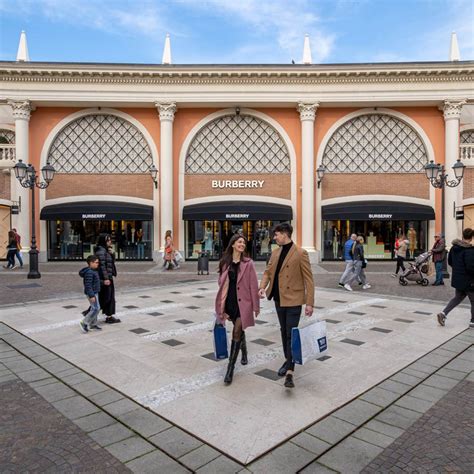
[434,261,444,285]
[275,303,301,371]
[395,256,405,274]
[6,249,16,268]
[99,280,116,316]
[443,289,474,322]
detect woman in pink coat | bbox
[215,234,260,385]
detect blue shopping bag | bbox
[213,323,228,360]
[291,320,328,365]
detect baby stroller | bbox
[398,251,431,286]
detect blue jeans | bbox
[275,303,302,371]
[434,261,444,285]
[6,249,16,268]
[83,294,100,327]
[15,250,23,267]
[137,243,145,259]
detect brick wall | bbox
[463,168,474,199]
[46,174,153,200]
[184,174,291,200]
[0,172,11,201]
[321,173,430,200]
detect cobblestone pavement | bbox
[362,379,474,473]
[0,377,130,473]
[0,261,457,306]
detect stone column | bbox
[8,99,31,255]
[156,102,177,251]
[442,100,465,247]
[298,102,318,257]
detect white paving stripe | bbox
[135,315,382,409]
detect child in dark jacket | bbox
[79,255,102,333]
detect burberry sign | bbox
[211,180,265,189]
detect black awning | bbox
[322,201,435,221]
[40,201,153,221]
[182,201,293,221]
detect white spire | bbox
[449,31,460,61]
[16,30,30,62]
[303,34,312,65]
[162,34,171,65]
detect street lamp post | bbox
[424,158,465,277]
[13,159,55,279]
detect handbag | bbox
[362,258,367,269]
[213,322,228,360]
[291,320,328,365]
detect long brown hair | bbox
[218,234,248,273]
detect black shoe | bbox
[224,339,241,385]
[284,373,295,388]
[240,331,248,365]
[90,325,102,330]
[105,316,121,324]
[338,282,344,288]
[79,321,88,333]
[278,362,288,377]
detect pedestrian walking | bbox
[163,230,179,270]
[12,228,23,268]
[215,234,260,385]
[3,231,17,269]
[437,228,474,328]
[79,255,102,333]
[259,223,314,389]
[95,234,121,324]
[345,236,371,291]
[392,234,409,278]
[338,234,357,288]
[431,233,446,286]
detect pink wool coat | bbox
[215,258,260,330]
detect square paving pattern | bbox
[0,281,470,465]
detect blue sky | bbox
[0,0,472,64]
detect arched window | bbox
[185,114,290,174]
[0,129,15,144]
[48,114,153,173]
[322,114,428,173]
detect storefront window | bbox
[47,220,153,260]
[322,220,428,260]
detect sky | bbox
[0,0,473,65]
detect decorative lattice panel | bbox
[185,115,290,174]
[0,129,15,144]
[48,115,153,173]
[322,114,428,173]
[461,130,474,144]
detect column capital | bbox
[442,100,466,121]
[297,102,319,122]
[8,99,32,121]
[155,102,177,122]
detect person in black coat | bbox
[437,228,474,328]
[95,233,121,324]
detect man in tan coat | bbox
[259,223,315,388]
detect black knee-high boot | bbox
[240,331,248,365]
[224,339,241,385]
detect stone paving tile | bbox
[363,419,405,439]
[0,379,129,473]
[196,454,243,473]
[408,384,449,403]
[444,357,473,373]
[126,449,190,473]
[33,381,77,403]
[300,461,339,473]
[389,372,423,387]
[290,432,331,455]
[39,358,77,374]
[306,416,356,444]
[362,380,474,473]
[332,399,381,426]
[105,436,156,463]
[394,395,436,414]
[73,378,110,397]
[352,427,396,448]
[248,441,316,472]
[29,377,57,388]
[359,386,401,408]
[375,405,423,430]
[102,398,141,416]
[422,373,461,390]
[117,407,172,437]
[436,366,469,381]
[89,422,135,446]
[0,373,17,383]
[89,389,124,406]
[52,395,101,420]
[317,437,384,473]
[73,411,116,433]
[401,367,429,379]
[149,426,203,458]
[15,367,51,383]
[61,371,94,385]
[179,445,221,471]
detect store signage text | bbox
[211,180,265,189]
[368,214,393,219]
[225,213,250,219]
[82,214,106,219]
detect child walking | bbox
[79,255,102,333]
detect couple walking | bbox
[338,234,371,291]
[4,228,22,270]
[214,223,314,388]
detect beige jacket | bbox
[260,243,315,307]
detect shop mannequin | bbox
[332,227,339,259]
[204,226,213,253]
[407,226,417,259]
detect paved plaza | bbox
[1,264,473,472]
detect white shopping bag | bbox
[291,320,328,365]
